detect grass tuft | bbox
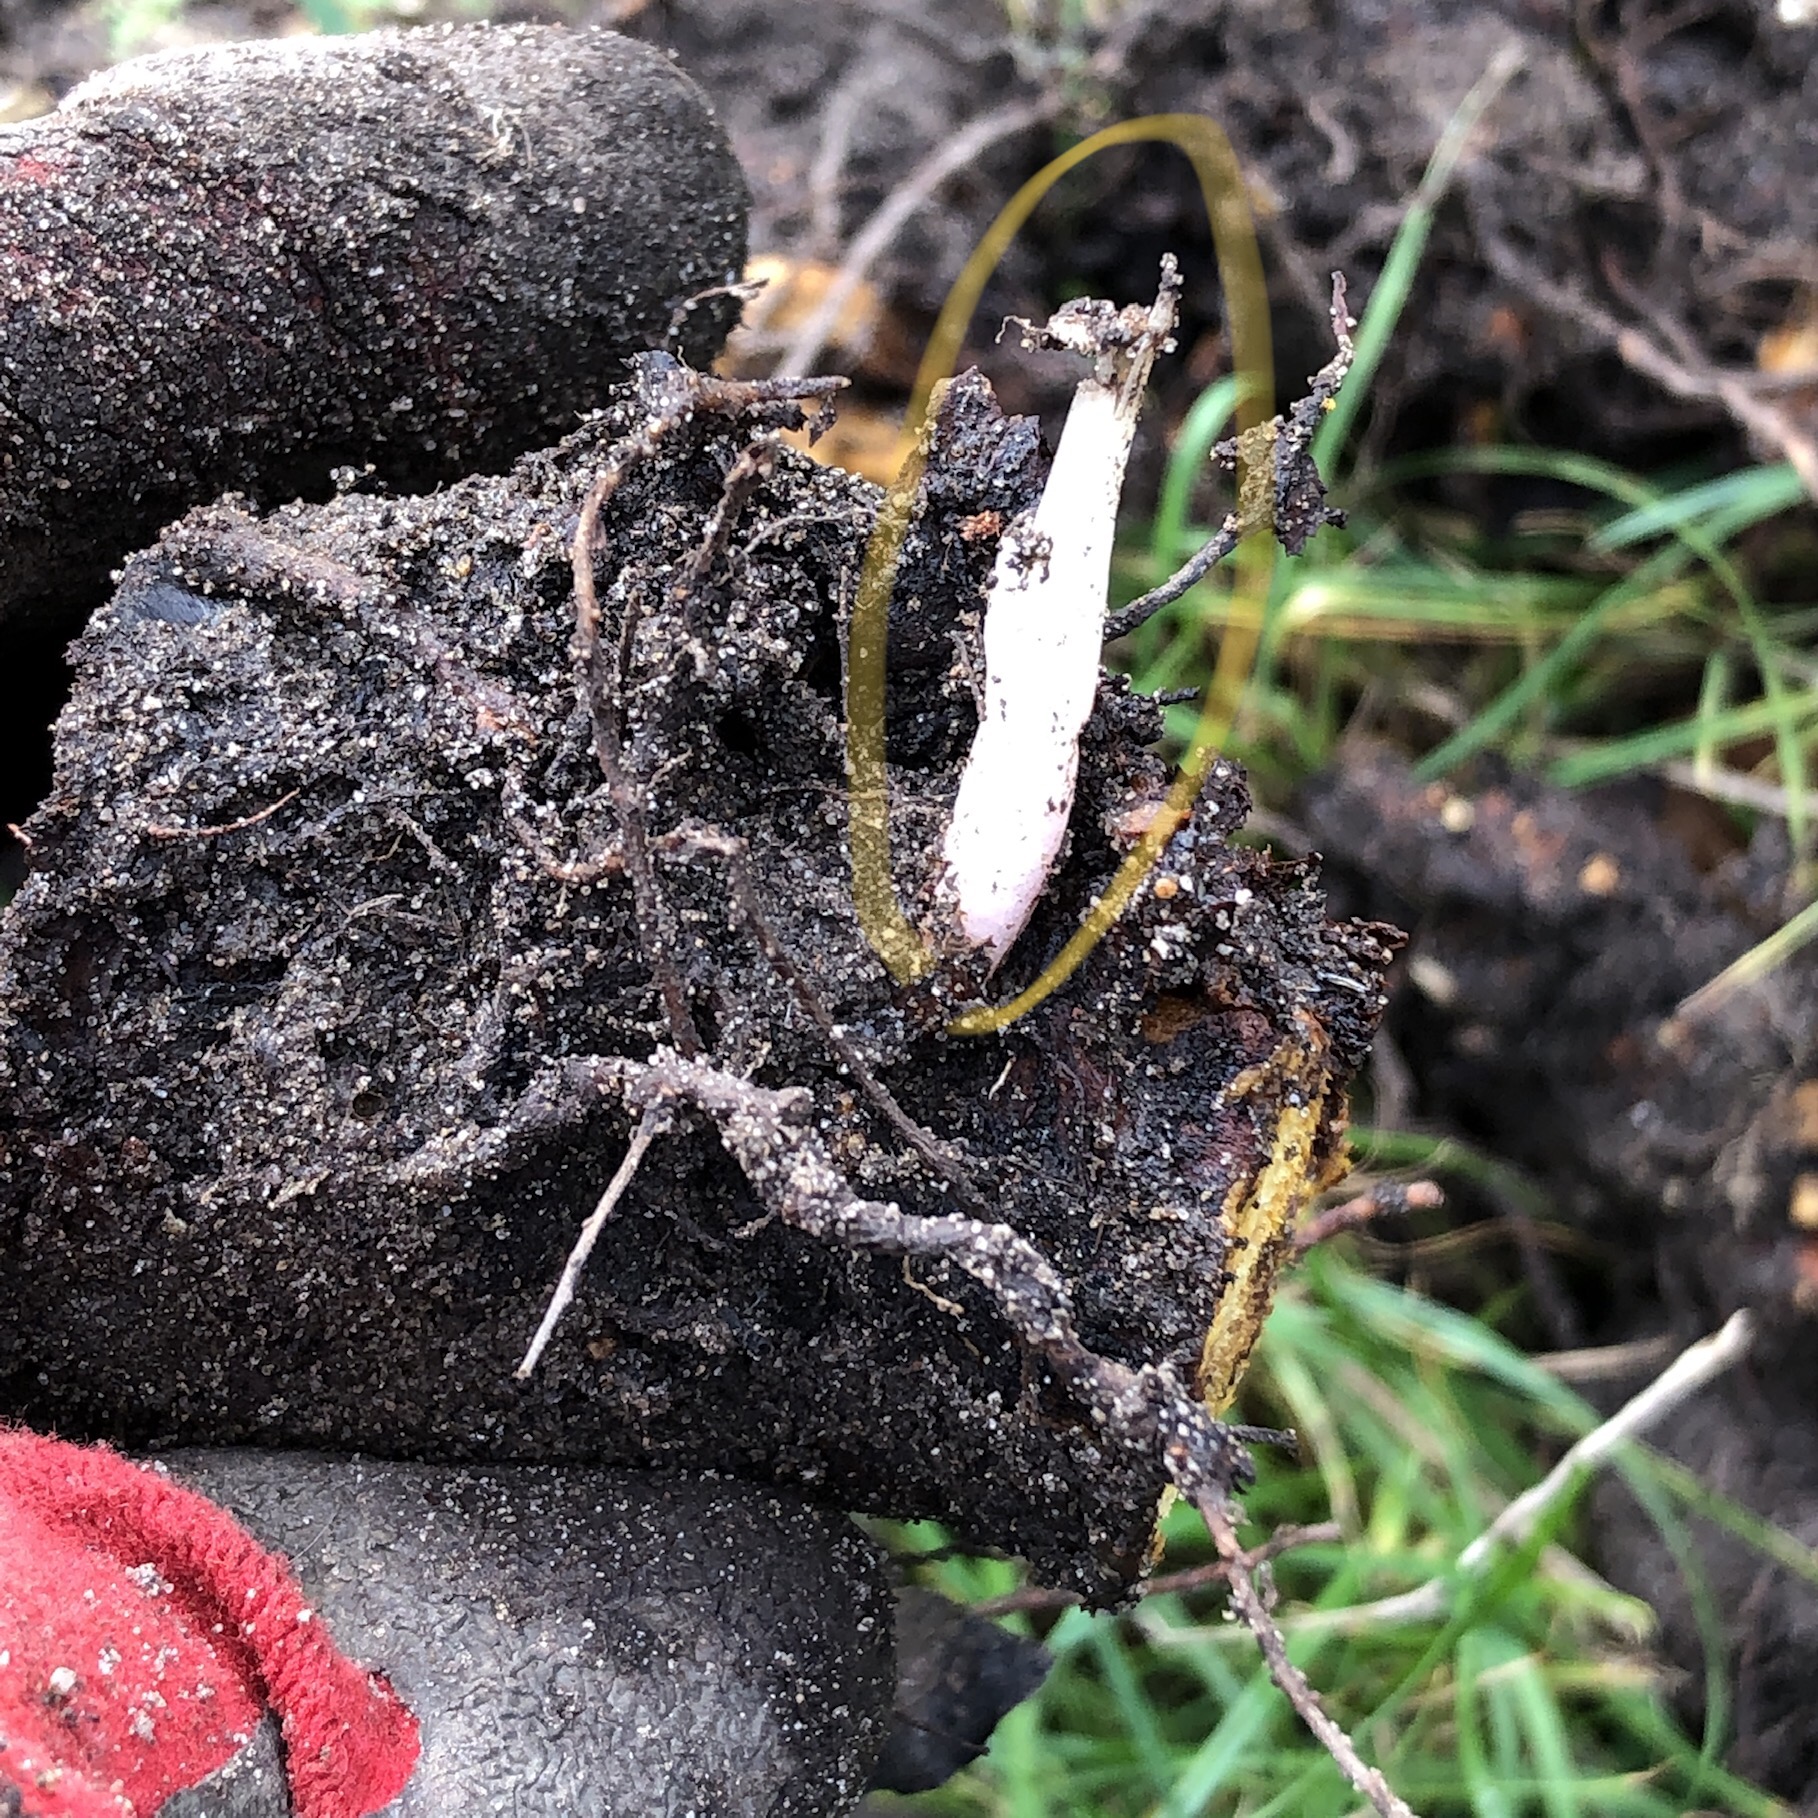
[872,1242,1802,1817]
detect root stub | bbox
[0,365,1395,1602]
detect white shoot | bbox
[940,259,1181,964]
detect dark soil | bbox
[636,0,1818,473]
[0,364,1392,1603]
[1300,744,1814,1309]
[4,0,1816,1797]
[632,0,1818,1782]
[1300,746,1818,1801]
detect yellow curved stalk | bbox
[842,114,1277,1030]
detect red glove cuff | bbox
[0,1429,418,1818]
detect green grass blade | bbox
[1609,1692,1793,1818]
[1631,1446,1818,1593]
[1084,1621,1177,1799]
[1590,464,1806,553]
[1694,648,1735,777]
[1311,42,1524,475]
[990,1696,1049,1818]
[1549,688,1818,789]
[1380,445,1812,865]
[1675,894,1818,1024]
[1412,543,1693,780]
[1609,1459,1731,1769]
[1277,566,1604,639]
[1152,1667,1284,1817]
[1456,1626,1519,1818]
[1505,1651,1585,1818]
[1151,377,1242,576]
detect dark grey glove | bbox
[159,1452,894,1818]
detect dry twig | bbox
[664,278,767,352]
[1293,1309,1755,1636]
[1104,514,1243,642]
[1292,1179,1443,1254]
[806,69,876,258]
[1200,1497,1418,1818]
[1470,200,1818,498]
[1104,271,1357,641]
[967,1520,1343,1619]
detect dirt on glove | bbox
[160,1450,895,1818]
[0,22,747,639]
[0,362,1395,1602]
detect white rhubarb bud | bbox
[941,258,1181,964]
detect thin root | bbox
[569,361,856,1054]
[145,787,303,841]
[515,1042,1416,1816]
[1292,1178,1443,1253]
[1199,1496,1417,1818]
[966,1519,1343,1619]
[1106,271,1357,641]
[517,1106,668,1378]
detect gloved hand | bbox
[0,1430,417,1818]
[2,1430,1048,1816]
[0,29,1048,1815]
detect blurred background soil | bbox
[9,0,1816,471]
